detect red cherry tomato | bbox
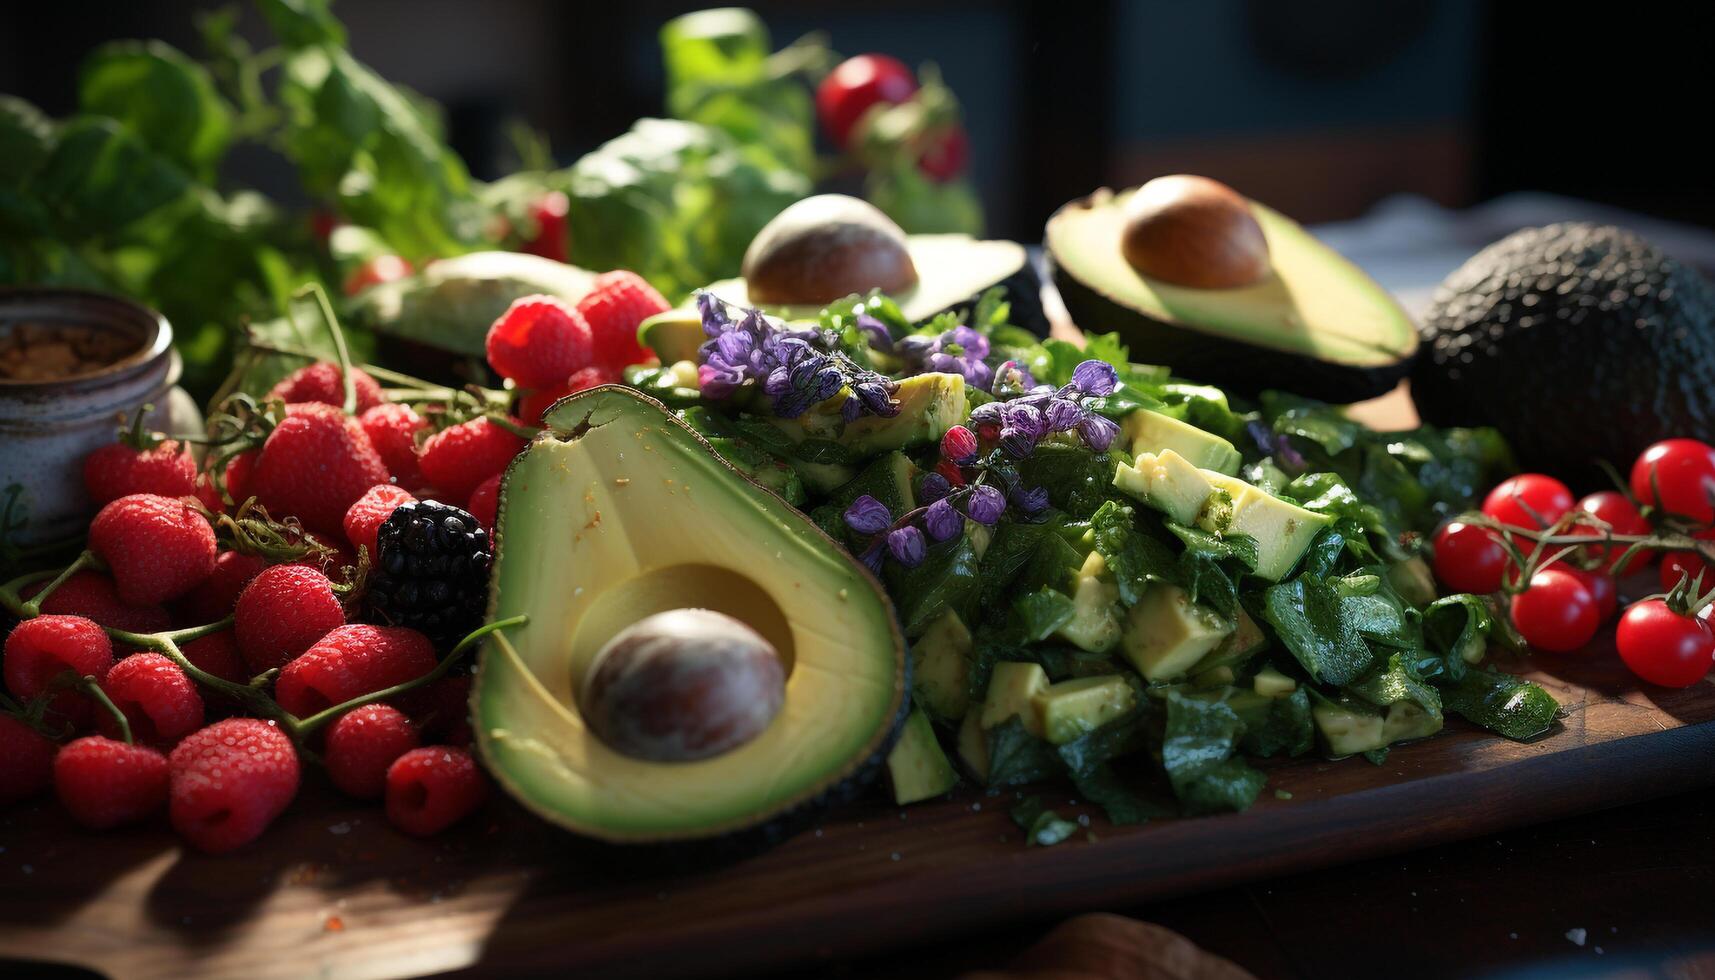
[1630,438,1715,524]
[1616,599,1715,687]
[918,125,969,182]
[816,54,919,149]
[1565,567,1618,624]
[1432,521,1508,595]
[1483,474,1575,530]
[521,191,570,264]
[1510,568,1600,653]
[1661,550,1713,592]
[343,254,413,296]
[1572,491,1653,574]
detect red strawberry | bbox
[484,296,594,388]
[343,484,416,561]
[169,719,300,853]
[180,630,246,686]
[325,703,420,799]
[251,403,391,535]
[24,571,171,636]
[576,270,669,369]
[267,361,385,413]
[359,403,428,488]
[54,735,170,829]
[193,473,226,514]
[466,473,500,532]
[0,714,57,805]
[233,565,345,673]
[517,382,574,427]
[567,363,624,394]
[88,494,218,605]
[517,365,622,426]
[83,439,196,506]
[3,615,115,728]
[418,418,526,504]
[274,624,436,718]
[174,551,268,626]
[224,450,259,505]
[520,191,570,263]
[385,745,486,837]
[98,653,204,747]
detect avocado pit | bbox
[1119,175,1270,290]
[579,608,786,763]
[742,194,919,306]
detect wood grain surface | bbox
[2,645,1710,980]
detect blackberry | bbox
[367,500,492,651]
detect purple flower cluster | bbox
[970,359,1122,457]
[842,478,1011,570]
[897,325,994,391]
[696,292,899,421]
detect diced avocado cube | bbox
[1386,556,1439,608]
[980,661,1050,736]
[1124,409,1243,476]
[1053,573,1122,653]
[770,372,967,457]
[1077,549,1108,579]
[667,359,700,389]
[886,709,958,805]
[1120,584,1236,682]
[912,611,972,721]
[1113,449,1215,526]
[957,710,990,783]
[1188,606,1266,675]
[1201,472,1334,581]
[1382,700,1443,744]
[1033,674,1138,745]
[1253,665,1297,697]
[1313,700,1387,756]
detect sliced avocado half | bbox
[352,250,597,358]
[1045,183,1416,403]
[475,386,908,844]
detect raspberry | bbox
[98,653,204,747]
[576,270,669,369]
[941,425,978,464]
[417,418,526,504]
[173,551,268,626]
[275,624,436,717]
[466,474,501,532]
[484,295,594,388]
[251,402,391,535]
[88,494,218,606]
[343,484,416,561]
[385,746,486,837]
[181,630,247,685]
[23,571,171,636]
[169,719,300,853]
[3,615,115,728]
[83,439,196,506]
[359,403,428,488]
[267,361,385,413]
[224,450,258,504]
[566,363,624,394]
[398,674,471,741]
[54,735,169,829]
[233,565,345,673]
[0,714,56,805]
[325,704,420,799]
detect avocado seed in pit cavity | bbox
[1120,175,1270,290]
[742,194,918,306]
[579,608,785,762]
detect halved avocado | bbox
[1045,184,1417,403]
[351,251,598,358]
[474,387,909,844]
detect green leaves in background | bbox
[78,41,233,182]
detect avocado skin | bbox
[1044,226,1409,404]
[1412,223,1715,475]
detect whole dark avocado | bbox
[1413,223,1715,475]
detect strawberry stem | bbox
[79,676,131,745]
[18,550,100,618]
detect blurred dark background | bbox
[3,0,1711,243]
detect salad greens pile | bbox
[0,2,982,396]
[638,287,1556,833]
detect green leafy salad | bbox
[629,287,1558,833]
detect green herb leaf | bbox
[885,535,981,637]
[985,717,1061,787]
[1239,688,1315,758]
[78,41,233,181]
[1089,500,1177,605]
[1162,691,1267,815]
[1013,587,1077,642]
[1440,669,1559,741]
[1261,576,1379,685]
[1010,795,1079,846]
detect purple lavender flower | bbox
[918,472,951,504]
[923,499,962,542]
[991,360,1037,398]
[1076,412,1120,452]
[855,313,893,352]
[1044,397,1084,432]
[1010,484,1051,514]
[966,484,1007,525]
[1070,360,1119,398]
[887,526,926,567]
[694,292,900,422]
[968,401,1004,431]
[844,495,892,535]
[998,401,1047,458]
[859,544,885,575]
[900,323,995,391]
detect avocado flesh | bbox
[1113,449,1216,527]
[769,372,968,457]
[354,251,597,357]
[886,709,957,805]
[912,611,973,721]
[1121,584,1235,682]
[1123,411,1242,476]
[475,387,907,843]
[1046,188,1416,403]
[640,235,1043,362]
[1201,472,1333,582]
[1035,674,1137,745]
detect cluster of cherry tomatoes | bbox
[1432,438,1715,688]
[815,54,969,182]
